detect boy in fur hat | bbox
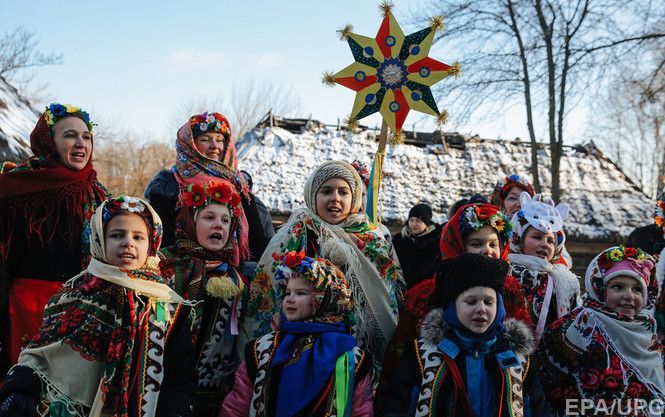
[379,253,540,417]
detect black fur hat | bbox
[432,253,509,308]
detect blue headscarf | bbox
[271,319,356,417]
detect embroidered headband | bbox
[459,204,513,243]
[181,180,242,213]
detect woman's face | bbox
[193,132,225,161]
[315,178,353,225]
[464,225,501,258]
[455,286,498,334]
[605,275,644,319]
[503,187,522,217]
[195,204,232,252]
[52,117,92,171]
[408,217,428,235]
[522,227,556,261]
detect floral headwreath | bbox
[182,180,241,212]
[189,112,231,138]
[274,250,353,321]
[43,103,94,133]
[653,192,665,228]
[459,204,513,243]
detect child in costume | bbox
[0,197,196,417]
[245,160,404,368]
[378,204,531,396]
[159,180,250,417]
[379,253,537,417]
[539,246,665,416]
[508,192,580,345]
[221,252,373,417]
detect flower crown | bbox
[460,205,513,243]
[275,250,317,282]
[44,103,94,132]
[653,192,665,228]
[182,180,241,211]
[597,245,649,271]
[189,112,230,138]
[499,173,530,188]
[102,196,148,223]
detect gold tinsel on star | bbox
[449,61,462,78]
[336,24,354,40]
[321,71,337,86]
[437,110,449,125]
[389,131,405,145]
[343,116,360,132]
[379,1,394,17]
[430,15,444,32]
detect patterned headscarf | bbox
[173,112,249,198]
[276,251,353,323]
[440,203,513,261]
[489,173,535,208]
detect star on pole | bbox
[324,2,460,141]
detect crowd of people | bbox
[1,103,665,416]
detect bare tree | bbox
[420,0,665,201]
[0,27,62,101]
[170,78,302,141]
[593,45,665,198]
[95,131,174,197]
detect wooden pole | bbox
[377,120,388,153]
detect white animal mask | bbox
[518,192,569,234]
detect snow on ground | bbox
[238,126,652,242]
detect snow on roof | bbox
[238,125,652,242]
[0,76,36,162]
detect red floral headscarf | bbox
[173,112,249,199]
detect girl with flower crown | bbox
[159,179,251,417]
[0,103,108,374]
[508,192,580,346]
[221,252,373,417]
[144,111,271,261]
[244,160,404,371]
[539,246,665,416]
[0,197,196,417]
